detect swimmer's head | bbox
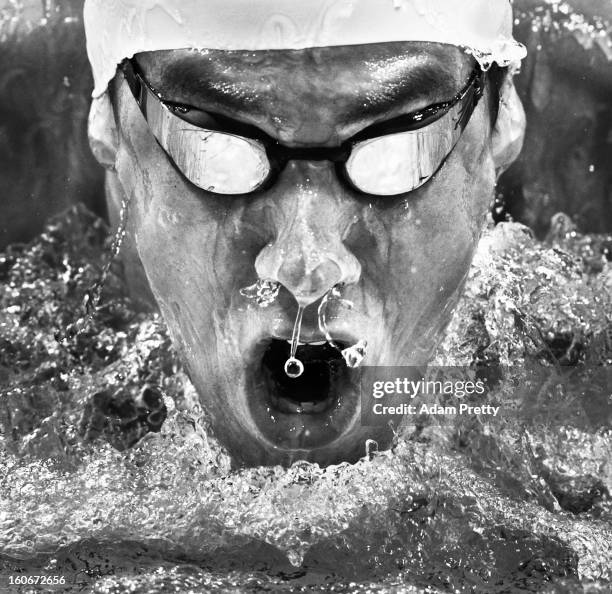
[85,0,526,466]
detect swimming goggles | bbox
[121,59,484,197]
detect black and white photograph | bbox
[0,0,611,592]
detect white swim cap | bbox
[84,0,527,98]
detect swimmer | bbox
[84,0,527,466]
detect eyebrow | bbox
[344,61,466,122]
[143,54,470,127]
[150,60,263,114]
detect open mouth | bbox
[246,336,362,452]
[261,339,350,414]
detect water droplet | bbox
[342,339,368,369]
[284,357,304,379]
[240,279,280,307]
[85,197,130,318]
[365,439,378,459]
[54,199,130,345]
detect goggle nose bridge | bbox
[266,142,353,166]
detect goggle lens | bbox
[345,118,459,196]
[145,94,271,195]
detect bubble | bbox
[284,357,304,379]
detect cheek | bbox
[113,111,237,315]
[356,114,495,338]
[391,125,493,267]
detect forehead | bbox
[135,42,473,111]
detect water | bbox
[284,305,306,378]
[284,357,305,379]
[239,279,281,308]
[284,293,369,378]
[83,196,129,318]
[0,207,611,593]
[55,196,129,347]
[242,276,370,377]
[317,284,349,350]
[317,285,370,369]
[342,339,368,369]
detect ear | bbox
[491,70,526,178]
[87,92,119,171]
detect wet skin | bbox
[102,43,510,466]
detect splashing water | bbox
[1,208,612,592]
[84,196,130,315]
[55,196,130,346]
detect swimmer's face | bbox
[104,43,509,466]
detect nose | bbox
[254,162,361,307]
